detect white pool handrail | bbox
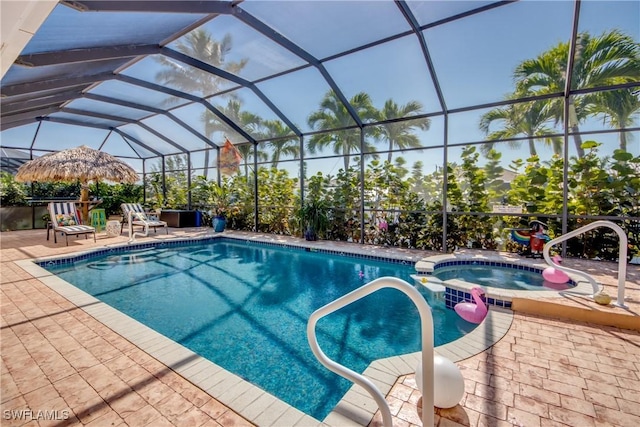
[307,276,435,427]
[543,220,627,308]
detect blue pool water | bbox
[434,264,574,291]
[45,239,476,420]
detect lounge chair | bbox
[48,202,96,246]
[120,203,168,239]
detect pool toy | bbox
[454,287,488,324]
[510,229,531,246]
[508,220,550,258]
[542,267,570,284]
[543,254,570,283]
[542,280,571,291]
[529,220,550,258]
[415,355,465,408]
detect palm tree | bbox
[479,99,562,156]
[202,99,264,177]
[587,88,640,151]
[203,98,262,137]
[514,30,640,158]
[259,120,299,168]
[155,29,247,96]
[376,99,430,163]
[234,142,267,179]
[155,29,250,178]
[307,90,377,171]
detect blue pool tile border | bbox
[444,287,513,310]
[36,236,416,269]
[240,239,415,266]
[36,237,217,268]
[433,259,543,274]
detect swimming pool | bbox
[44,238,476,420]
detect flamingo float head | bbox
[470,286,486,304]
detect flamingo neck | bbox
[471,290,485,306]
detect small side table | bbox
[90,208,107,232]
[106,220,121,237]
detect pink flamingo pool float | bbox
[454,286,488,324]
[542,255,570,284]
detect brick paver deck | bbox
[1,228,638,426]
[373,312,640,427]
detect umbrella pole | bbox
[81,185,90,225]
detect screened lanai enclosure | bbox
[1,0,639,260]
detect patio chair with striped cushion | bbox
[48,202,96,246]
[120,203,168,236]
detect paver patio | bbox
[1,228,638,426]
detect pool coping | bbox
[20,234,515,427]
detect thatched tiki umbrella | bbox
[16,145,139,223]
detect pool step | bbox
[511,297,639,331]
[411,274,446,293]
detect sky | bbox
[1,0,638,177]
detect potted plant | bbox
[212,202,227,232]
[300,198,329,241]
[296,173,331,241]
[191,176,230,232]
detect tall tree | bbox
[234,142,266,179]
[479,99,562,156]
[202,99,264,178]
[259,120,299,168]
[514,30,640,157]
[307,90,377,171]
[376,99,430,163]
[155,30,247,96]
[202,98,262,138]
[587,88,640,151]
[155,30,250,178]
